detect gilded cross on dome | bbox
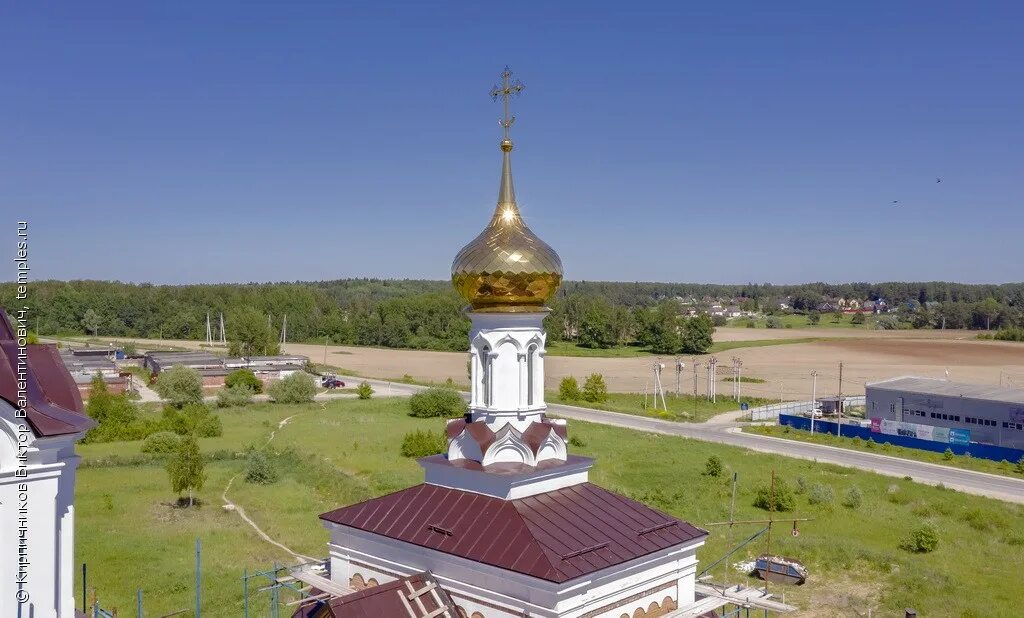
[490,67,524,147]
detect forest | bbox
[3,279,1023,353]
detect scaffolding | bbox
[242,558,341,617]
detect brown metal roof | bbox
[0,310,95,437]
[320,483,707,584]
[293,572,457,618]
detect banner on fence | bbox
[873,418,971,445]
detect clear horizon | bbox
[4,3,1022,285]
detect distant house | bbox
[723,306,742,318]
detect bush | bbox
[559,377,581,400]
[582,373,608,403]
[842,486,863,509]
[704,455,723,477]
[765,316,782,329]
[120,341,138,357]
[154,365,204,408]
[225,369,263,394]
[901,523,939,553]
[216,384,255,408]
[192,411,223,438]
[161,403,222,437]
[753,477,796,512]
[1016,457,1024,474]
[807,483,835,506]
[943,448,954,460]
[993,327,1024,342]
[400,430,447,458]
[795,476,808,494]
[409,388,464,418]
[267,372,316,403]
[569,435,586,448]
[244,451,279,485]
[141,431,182,454]
[357,381,374,400]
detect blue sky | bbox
[3,2,1021,284]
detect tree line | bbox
[3,278,1023,353]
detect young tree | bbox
[973,298,1002,331]
[357,381,374,400]
[577,298,618,349]
[582,373,608,403]
[559,376,581,400]
[155,365,204,408]
[806,312,821,325]
[850,312,866,325]
[86,373,113,422]
[81,308,103,336]
[704,455,723,477]
[680,314,714,354]
[166,436,206,507]
[640,301,683,354]
[226,306,280,356]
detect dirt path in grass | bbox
[222,414,317,563]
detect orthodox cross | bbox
[490,67,525,141]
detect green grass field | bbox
[745,424,1024,479]
[730,313,879,329]
[76,398,1024,616]
[548,391,773,423]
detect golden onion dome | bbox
[451,139,562,312]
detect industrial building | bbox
[58,350,129,396]
[866,376,1024,450]
[142,350,309,388]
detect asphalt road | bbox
[545,401,1024,505]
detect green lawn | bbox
[730,313,878,329]
[745,424,1024,479]
[77,398,1024,617]
[548,391,778,423]
[546,340,656,357]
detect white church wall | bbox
[0,399,83,618]
[420,456,592,500]
[324,522,704,618]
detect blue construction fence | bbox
[779,414,1024,464]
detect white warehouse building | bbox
[866,376,1024,450]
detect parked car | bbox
[321,376,346,389]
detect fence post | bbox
[195,538,202,617]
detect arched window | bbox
[527,344,537,406]
[481,345,491,406]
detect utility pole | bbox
[219,313,226,345]
[652,363,668,411]
[206,313,212,346]
[693,360,700,399]
[323,336,329,365]
[731,357,743,403]
[810,370,818,435]
[280,314,288,345]
[708,357,718,403]
[837,361,844,438]
[675,358,684,397]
